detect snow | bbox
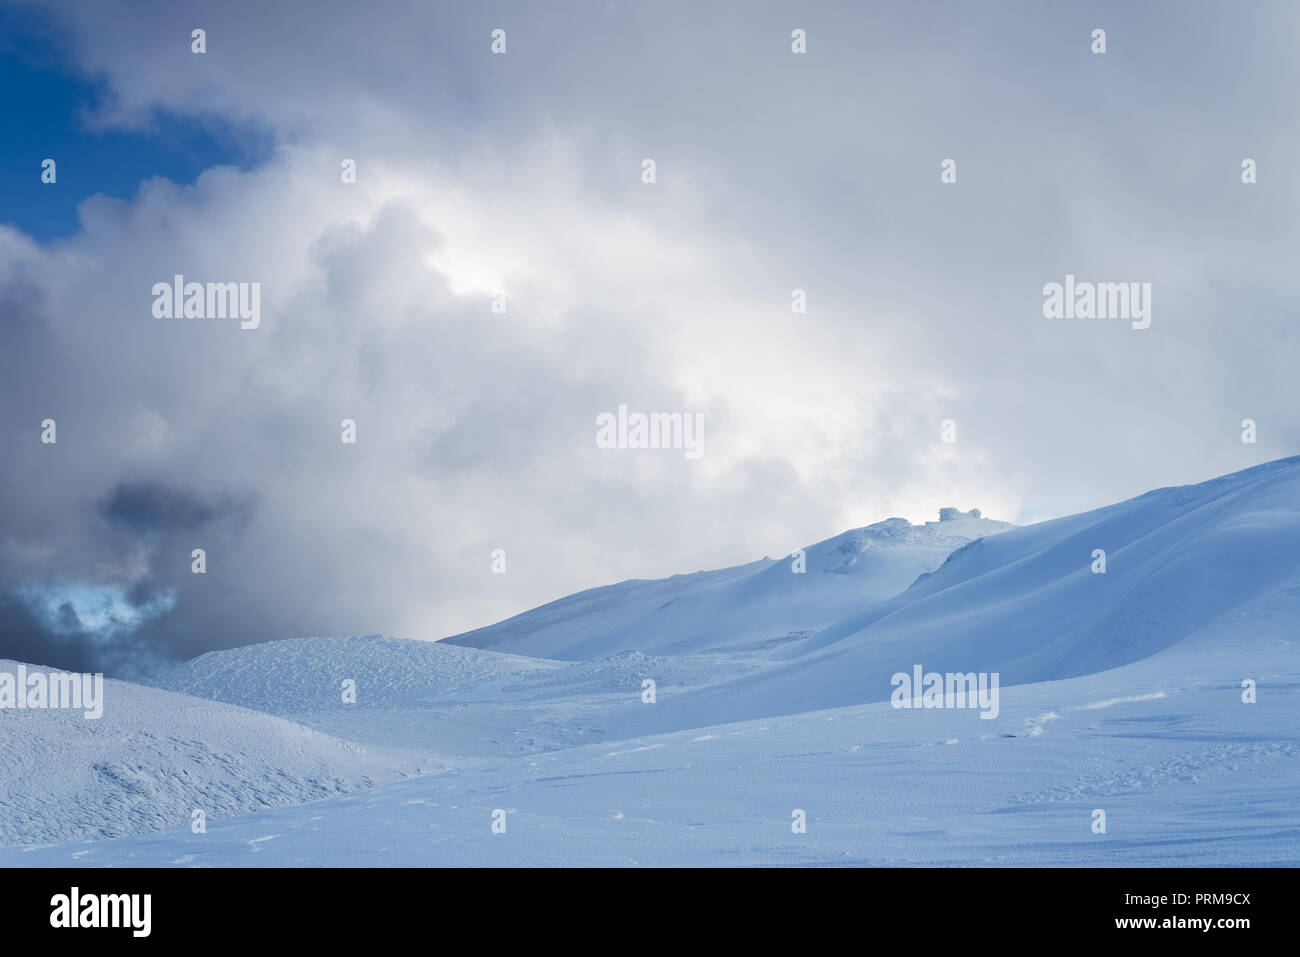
[0,668,421,847]
[443,513,1014,659]
[3,458,1298,865]
[148,634,554,715]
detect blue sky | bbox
[0,5,268,241]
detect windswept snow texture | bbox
[149,635,554,715]
[3,460,1300,866]
[0,665,421,847]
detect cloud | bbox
[2,0,1299,673]
[0,586,175,677]
[100,480,253,535]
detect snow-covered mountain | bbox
[632,455,1300,729]
[3,458,1298,865]
[444,510,1014,659]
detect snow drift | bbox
[0,664,420,847]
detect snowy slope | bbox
[0,663,425,847]
[148,634,555,715]
[4,458,1299,866]
[148,635,761,755]
[445,513,1014,659]
[571,456,1300,735]
[6,583,1297,866]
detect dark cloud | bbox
[0,589,176,678]
[0,0,1297,679]
[99,480,253,535]
[0,475,257,675]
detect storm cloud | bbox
[2,0,1298,674]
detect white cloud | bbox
[4,0,1300,668]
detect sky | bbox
[2,0,1298,676]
